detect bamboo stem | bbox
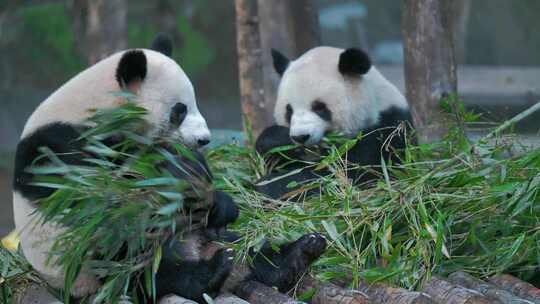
[482,101,540,141]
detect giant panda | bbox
[11,34,221,300]
[12,34,326,303]
[255,47,413,199]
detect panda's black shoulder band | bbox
[151,33,173,57]
[116,50,147,88]
[338,48,371,76]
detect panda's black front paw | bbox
[250,233,327,292]
[255,125,293,155]
[207,191,239,228]
[291,233,327,259]
[210,247,235,275]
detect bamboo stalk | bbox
[489,274,540,304]
[448,272,532,304]
[423,276,491,304]
[482,101,540,140]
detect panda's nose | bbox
[291,134,310,144]
[197,138,210,147]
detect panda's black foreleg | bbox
[156,247,235,303]
[248,233,327,293]
[255,125,294,155]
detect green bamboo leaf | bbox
[156,202,181,216]
[134,177,178,187]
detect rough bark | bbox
[257,0,295,130]
[448,271,531,304]
[235,280,305,304]
[402,0,457,143]
[422,276,491,304]
[70,0,128,65]
[489,274,540,304]
[294,276,370,304]
[235,0,269,139]
[357,281,435,304]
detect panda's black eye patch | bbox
[311,101,332,121]
[170,102,188,126]
[285,104,293,124]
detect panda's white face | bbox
[137,53,210,147]
[274,47,377,146]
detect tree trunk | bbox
[70,0,128,65]
[257,0,296,133]
[260,0,321,126]
[402,0,457,143]
[452,0,471,64]
[235,0,269,139]
[288,0,321,56]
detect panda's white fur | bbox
[21,49,209,145]
[274,46,408,145]
[13,47,210,298]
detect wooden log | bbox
[234,280,305,304]
[489,274,540,304]
[423,275,491,304]
[357,281,435,304]
[157,295,196,304]
[295,276,370,304]
[448,271,532,304]
[14,282,62,304]
[214,293,251,304]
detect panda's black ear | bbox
[151,33,173,57]
[116,50,147,88]
[271,49,290,76]
[338,48,371,76]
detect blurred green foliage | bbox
[174,15,214,76]
[16,3,84,82]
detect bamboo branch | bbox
[482,101,540,141]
